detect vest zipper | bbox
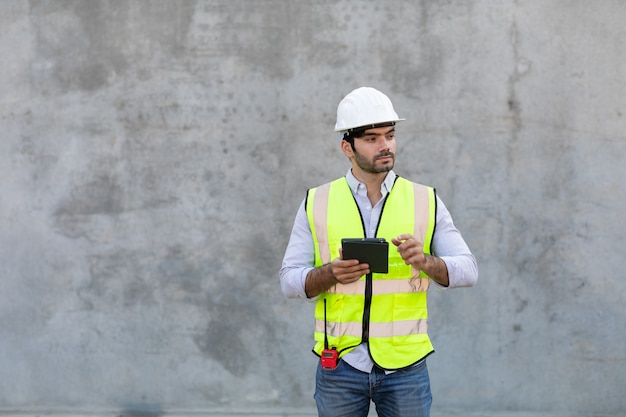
[361,272,373,343]
[362,179,394,343]
[351,175,397,345]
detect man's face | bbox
[350,125,396,174]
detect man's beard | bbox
[354,150,395,174]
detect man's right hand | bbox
[304,250,370,297]
[329,253,370,285]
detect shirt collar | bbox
[345,169,397,195]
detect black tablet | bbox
[341,238,389,274]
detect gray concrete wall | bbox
[1,1,624,416]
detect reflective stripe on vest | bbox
[306,176,437,370]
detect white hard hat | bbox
[334,87,405,132]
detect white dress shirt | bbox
[280,170,477,373]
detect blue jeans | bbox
[314,359,432,417]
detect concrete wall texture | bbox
[1,1,624,416]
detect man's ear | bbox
[341,140,354,157]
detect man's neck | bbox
[351,169,388,206]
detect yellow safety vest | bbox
[306,176,437,370]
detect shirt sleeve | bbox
[280,199,316,299]
[431,195,478,288]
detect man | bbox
[280,87,477,417]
